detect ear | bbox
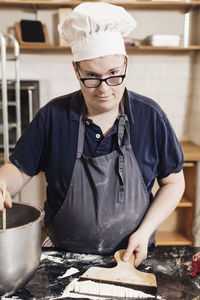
[72,61,80,81]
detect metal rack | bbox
[0,33,21,163]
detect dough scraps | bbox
[58,267,79,279]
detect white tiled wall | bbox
[188,54,200,145]
[126,53,192,140]
[1,6,200,207]
[16,53,78,103]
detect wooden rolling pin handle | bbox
[2,184,6,230]
[2,208,6,230]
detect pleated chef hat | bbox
[58,2,137,62]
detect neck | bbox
[88,104,123,136]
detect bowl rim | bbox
[0,201,44,232]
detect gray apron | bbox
[48,102,155,254]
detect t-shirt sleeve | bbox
[156,115,184,179]
[9,110,46,177]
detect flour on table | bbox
[194,280,200,289]
[40,252,64,264]
[58,278,160,299]
[66,253,104,263]
[41,251,107,265]
[184,261,192,270]
[58,267,79,279]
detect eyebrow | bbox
[80,65,124,77]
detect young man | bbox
[0,2,184,266]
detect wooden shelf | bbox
[1,0,200,10]
[6,45,200,54]
[7,45,72,53]
[156,231,192,246]
[181,141,200,161]
[156,149,196,246]
[178,196,193,207]
[127,45,200,52]
[183,162,195,167]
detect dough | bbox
[58,267,79,279]
[60,279,156,299]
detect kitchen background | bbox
[0,0,200,246]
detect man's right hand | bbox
[0,182,12,215]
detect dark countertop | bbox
[3,246,200,300]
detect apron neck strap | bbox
[76,101,87,159]
[118,101,130,147]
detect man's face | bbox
[73,55,127,116]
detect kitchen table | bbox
[2,246,200,300]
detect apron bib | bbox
[48,102,155,254]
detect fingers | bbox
[134,248,147,267]
[0,189,12,214]
[123,244,147,267]
[123,235,137,262]
[123,243,134,262]
[5,190,12,208]
[123,232,148,267]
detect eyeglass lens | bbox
[83,76,124,88]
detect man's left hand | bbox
[122,230,149,267]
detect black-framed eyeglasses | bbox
[76,58,127,88]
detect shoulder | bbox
[39,90,82,122]
[126,90,168,134]
[127,90,166,120]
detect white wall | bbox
[127,53,192,140]
[1,6,200,207]
[188,53,200,145]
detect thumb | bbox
[5,190,12,208]
[123,242,136,262]
[0,188,12,213]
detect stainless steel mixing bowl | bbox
[0,201,44,296]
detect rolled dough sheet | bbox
[59,278,157,299]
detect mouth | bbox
[96,95,111,101]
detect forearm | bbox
[139,170,185,237]
[123,170,185,265]
[0,161,31,196]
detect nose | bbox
[97,80,110,91]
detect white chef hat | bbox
[58,2,137,62]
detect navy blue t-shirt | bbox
[9,89,184,227]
